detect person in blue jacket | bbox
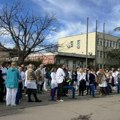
[5,62,20,106]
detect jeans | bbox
[16,87,22,104]
[90,84,95,97]
[51,87,58,100]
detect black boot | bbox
[33,94,42,102]
[28,93,33,102]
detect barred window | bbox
[70,41,73,47]
[77,40,80,49]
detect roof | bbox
[28,52,95,59]
[56,52,95,59]
[58,32,120,40]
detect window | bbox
[104,52,106,58]
[100,40,103,46]
[70,41,73,47]
[110,41,112,47]
[115,42,117,49]
[79,61,83,68]
[100,51,102,58]
[107,40,109,47]
[73,60,76,68]
[113,41,115,48]
[100,64,102,68]
[117,42,119,49]
[77,40,80,49]
[108,40,110,47]
[97,50,99,58]
[103,40,105,47]
[105,41,107,47]
[112,41,114,48]
[77,61,80,66]
[97,64,99,68]
[65,60,69,67]
[97,39,99,46]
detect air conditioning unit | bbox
[67,44,71,48]
[88,52,92,56]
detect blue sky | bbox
[0,0,120,43]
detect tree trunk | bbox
[17,56,25,65]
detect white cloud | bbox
[31,0,99,40]
[31,0,89,21]
[31,0,120,42]
[47,20,97,44]
[1,0,120,46]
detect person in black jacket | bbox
[63,67,69,96]
[86,69,90,95]
[0,69,5,102]
[71,68,77,86]
[89,70,95,97]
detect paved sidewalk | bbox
[0,90,119,117]
[1,93,120,120]
[0,91,52,116]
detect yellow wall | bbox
[58,32,120,68]
[58,32,96,55]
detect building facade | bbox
[27,52,94,69]
[58,32,120,68]
[55,52,94,69]
[0,46,10,62]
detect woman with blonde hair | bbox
[6,62,20,106]
[97,69,107,95]
[26,64,41,102]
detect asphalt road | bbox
[0,91,120,120]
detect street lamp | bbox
[86,17,89,68]
[102,23,105,69]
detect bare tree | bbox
[0,1,57,65]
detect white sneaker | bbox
[25,94,28,97]
[75,85,78,91]
[44,89,48,91]
[11,104,16,107]
[6,104,11,107]
[59,99,64,102]
[56,99,64,102]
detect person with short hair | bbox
[50,67,58,101]
[0,69,4,102]
[56,64,66,102]
[16,66,25,104]
[5,62,20,106]
[35,64,43,93]
[77,68,86,96]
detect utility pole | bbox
[86,17,89,68]
[95,20,98,70]
[102,23,105,69]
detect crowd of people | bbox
[0,61,120,106]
